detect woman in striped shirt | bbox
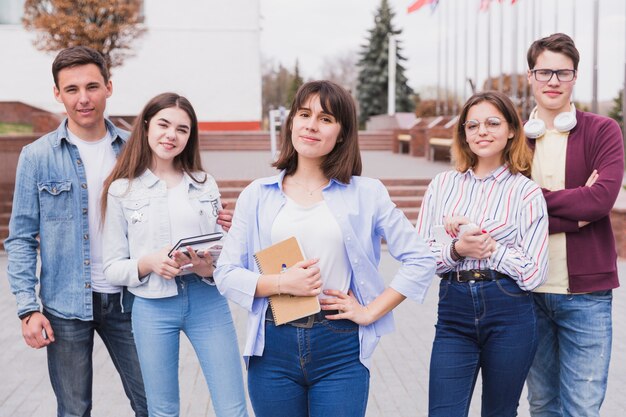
[416,91,549,417]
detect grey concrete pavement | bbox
[2,250,626,416]
[200,150,451,180]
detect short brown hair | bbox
[452,91,532,177]
[52,46,109,88]
[527,33,580,70]
[273,80,361,183]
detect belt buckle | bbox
[456,270,471,283]
[290,315,315,329]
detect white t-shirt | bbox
[168,178,202,246]
[67,129,119,293]
[271,197,351,298]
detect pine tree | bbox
[608,88,624,131]
[357,0,414,126]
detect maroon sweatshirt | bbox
[529,109,624,293]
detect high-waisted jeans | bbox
[429,276,538,417]
[248,312,370,417]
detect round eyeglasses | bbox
[530,69,576,82]
[463,117,505,135]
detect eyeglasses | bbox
[463,117,505,135]
[530,68,577,82]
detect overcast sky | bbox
[260,0,626,103]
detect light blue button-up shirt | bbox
[214,171,436,368]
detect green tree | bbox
[286,60,304,107]
[356,0,414,126]
[23,0,145,72]
[608,88,624,131]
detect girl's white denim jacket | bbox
[103,169,223,299]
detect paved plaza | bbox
[2,151,626,416]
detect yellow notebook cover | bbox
[253,237,320,325]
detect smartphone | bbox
[433,225,453,244]
[459,223,479,236]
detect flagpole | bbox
[555,0,558,31]
[453,0,458,114]
[591,0,599,114]
[571,0,576,102]
[530,0,537,40]
[623,0,626,145]
[512,0,518,107]
[499,1,504,93]
[464,0,468,101]
[487,3,492,90]
[444,1,449,115]
[522,0,529,118]
[475,0,479,93]
[437,4,442,115]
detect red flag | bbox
[408,0,434,14]
[511,0,518,3]
[479,0,491,12]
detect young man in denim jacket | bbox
[524,33,624,417]
[5,46,149,417]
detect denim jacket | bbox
[5,119,130,320]
[214,171,436,368]
[102,169,224,299]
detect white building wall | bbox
[0,0,262,128]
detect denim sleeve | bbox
[102,191,142,287]
[5,150,42,317]
[214,185,261,311]
[373,181,436,303]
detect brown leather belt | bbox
[441,269,510,283]
[265,308,340,329]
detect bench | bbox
[428,137,453,161]
[396,133,411,154]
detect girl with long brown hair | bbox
[101,93,248,417]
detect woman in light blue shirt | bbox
[214,80,436,417]
[101,93,248,417]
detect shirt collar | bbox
[258,170,349,192]
[137,169,206,190]
[53,118,125,147]
[465,164,510,182]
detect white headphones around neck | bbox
[523,104,577,139]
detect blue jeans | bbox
[45,292,147,417]
[527,291,613,417]
[131,275,248,417]
[429,277,538,417]
[248,313,370,417]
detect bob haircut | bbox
[101,92,205,218]
[452,91,532,177]
[527,33,580,71]
[52,46,109,88]
[272,80,362,183]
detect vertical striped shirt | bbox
[416,165,549,291]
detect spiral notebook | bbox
[253,236,320,325]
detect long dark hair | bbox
[101,92,205,219]
[272,80,361,183]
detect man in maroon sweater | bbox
[524,33,624,417]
